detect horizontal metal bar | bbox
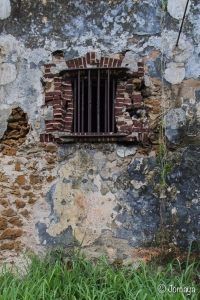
[58,133,128,137]
[61,67,129,72]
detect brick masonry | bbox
[41,52,149,143]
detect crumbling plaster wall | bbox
[0,0,200,264]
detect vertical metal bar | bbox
[81,79,84,133]
[176,0,190,47]
[97,69,100,134]
[107,69,110,132]
[78,70,81,134]
[112,79,115,132]
[104,78,108,133]
[73,78,77,132]
[88,70,91,132]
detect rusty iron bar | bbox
[77,70,80,134]
[107,69,110,132]
[176,0,190,47]
[88,69,91,132]
[81,79,84,132]
[97,69,100,134]
[112,79,116,132]
[73,78,77,132]
[72,68,118,135]
[104,79,108,133]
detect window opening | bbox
[61,67,128,136]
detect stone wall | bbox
[0,0,200,265]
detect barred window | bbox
[41,52,147,143]
[61,67,128,137]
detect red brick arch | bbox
[40,52,148,143]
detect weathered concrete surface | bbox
[0,0,200,264]
[167,0,191,20]
[35,144,200,255]
[0,63,17,85]
[0,105,11,139]
[165,108,187,144]
[164,63,185,85]
[0,0,11,20]
[38,150,117,246]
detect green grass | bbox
[0,250,199,300]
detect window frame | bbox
[40,52,148,143]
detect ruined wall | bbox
[0,0,200,265]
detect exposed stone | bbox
[44,144,57,153]
[0,0,11,20]
[15,200,26,209]
[0,172,8,182]
[1,107,29,145]
[2,208,17,217]
[1,242,15,250]
[164,66,185,85]
[28,197,37,204]
[164,108,186,144]
[20,209,29,218]
[45,156,54,163]
[33,185,42,190]
[21,185,31,190]
[117,146,137,158]
[8,217,23,227]
[46,175,56,183]
[0,228,23,240]
[0,198,8,208]
[144,98,161,115]
[167,0,191,20]
[15,162,21,171]
[23,192,35,198]
[29,174,43,184]
[10,190,21,196]
[0,216,8,230]
[2,147,17,156]
[15,175,26,185]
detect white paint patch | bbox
[0,35,26,65]
[0,63,17,85]
[0,0,11,20]
[164,66,185,84]
[172,207,177,215]
[145,30,193,63]
[167,0,191,20]
[121,51,140,72]
[117,146,137,158]
[42,106,54,121]
[50,61,68,74]
[0,104,11,138]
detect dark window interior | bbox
[72,77,116,133]
[69,69,118,135]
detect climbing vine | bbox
[155,0,173,246]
